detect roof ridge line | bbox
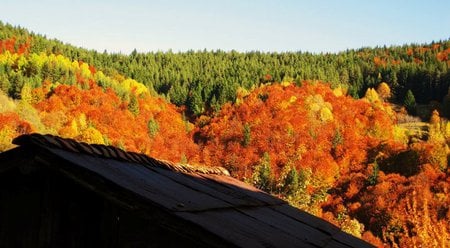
[12,133,230,176]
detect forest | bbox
[0,21,449,247]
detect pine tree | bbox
[128,93,139,116]
[252,152,272,192]
[282,166,300,195]
[147,117,159,138]
[242,123,251,147]
[404,90,417,114]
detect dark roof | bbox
[0,133,374,248]
[12,133,231,176]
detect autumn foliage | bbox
[197,82,394,182]
[0,37,30,54]
[1,36,450,247]
[0,44,198,162]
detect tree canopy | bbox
[1,22,449,247]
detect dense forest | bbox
[1,21,450,117]
[0,21,449,247]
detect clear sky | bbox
[2,0,450,54]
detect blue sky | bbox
[2,0,450,54]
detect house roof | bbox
[12,133,231,176]
[0,133,374,248]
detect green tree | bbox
[147,117,159,138]
[367,161,379,186]
[0,74,11,94]
[252,152,273,192]
[282,166,300,195]
[242,123,251,147]
[404,90,417,114]
[128,93,139,116]
[186,88,204,116]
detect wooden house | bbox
[0,133,373,247]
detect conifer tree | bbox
[404,90,416,114]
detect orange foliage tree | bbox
[34,82,199,163]
[0,112,33,151]
[197,81,396,191]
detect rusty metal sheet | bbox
[47,148,232,212]
[237,206,332,247]
[153,168,267,208]
[270,204,341,236]
[176,208,317,248]
[199,173,285,206]
[270,205,373,248]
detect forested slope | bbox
[0,22,449,247]
[2,21,450,116]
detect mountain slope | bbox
[1,21,449,117]
[0,22,449,247]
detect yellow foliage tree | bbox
[76,126,105,145]
[59,121,78,139]
[20,83,33,104]
[332,86,344,97]
[428,110,445,143]
[121,78,148,96]
[320,107,334,122]
[16,101,44,131]
[0,127,15,152]
[0,90,16,113]
[305,94,334,123]
[79,62,92,79]
[364,88,381,104]
[429,109,440,125]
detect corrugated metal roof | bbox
[12,133,230,176]
[3,133,374,248]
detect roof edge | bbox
[12,133,230,176]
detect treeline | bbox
[1,21,450,116]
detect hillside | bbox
[0,23,449,247]
[0,39,198,161]
[1,21,450,117]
